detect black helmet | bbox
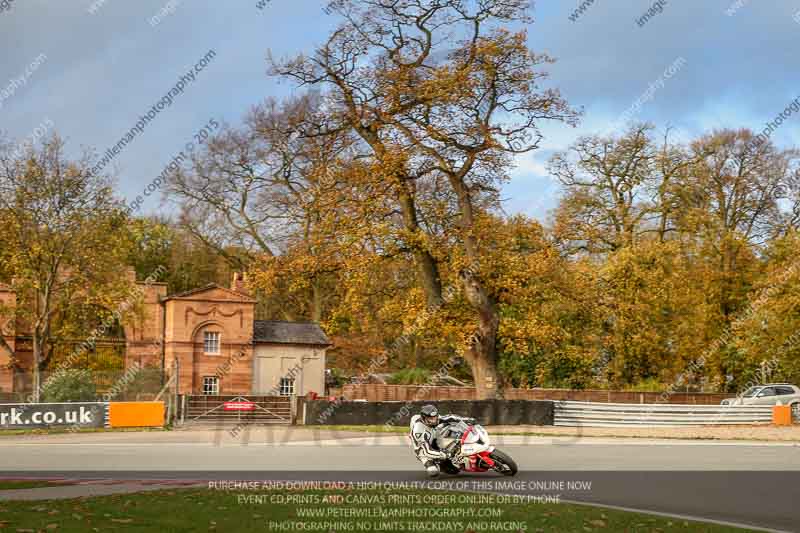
[420,404,439,427]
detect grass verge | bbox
[305,424,407,434]
[0,427,167,437]
[0,480,74,491]
[0,488,758,532]
[305,425,799,442]
[305,425,570,437]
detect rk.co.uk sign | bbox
[0,402,108,429]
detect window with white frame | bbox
[204,331,221,354]
[202,376,219,395]
[279,377,295,396]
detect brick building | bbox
[0,273,330,396]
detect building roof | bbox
[0,282,14,293]
[253,320,331,346]
[162,283,255,302]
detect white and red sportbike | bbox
[432,420,518,476]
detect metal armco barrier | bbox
[553,401,773,427]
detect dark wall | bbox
[305,399,554,426]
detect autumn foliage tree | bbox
[158,5,800,393]
[550,125,800,389]
[270,0,577,398]
[0,135,133,401]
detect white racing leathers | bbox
[409,414,475,476]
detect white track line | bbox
[560,498,789,533]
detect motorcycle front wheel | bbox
[440,460,461,475]
[489,449,518,476]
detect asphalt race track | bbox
[1,432,799,532]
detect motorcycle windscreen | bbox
[435,421,469,449]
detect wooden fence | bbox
[340,384,731,405]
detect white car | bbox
[721,383,800,420]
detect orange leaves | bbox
[730,231,800,380]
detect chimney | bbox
[231,272,250,295]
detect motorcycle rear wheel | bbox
[489,449,518,476]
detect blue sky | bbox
[1,0,798,222]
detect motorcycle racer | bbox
[409,404,476,477]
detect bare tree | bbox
[167,94,359,321]
[681,129,796,319]
[550,124,654,254]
